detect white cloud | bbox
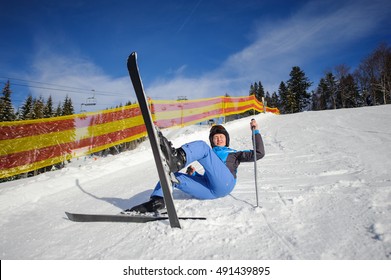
[147,74,237,100]
[149,0,391,97]
[218,0,390,92]
[28,50,133,112]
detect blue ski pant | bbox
[151,140,236,199]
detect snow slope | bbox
[1,105,390,260]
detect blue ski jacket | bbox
[212,130,265,179]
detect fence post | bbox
[262,97,266,113]
[222,96,226,124]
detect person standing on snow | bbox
[125,119,265,213]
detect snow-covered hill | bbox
[1,105,390,260]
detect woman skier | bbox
[125,119,265,213]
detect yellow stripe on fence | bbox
[0,115,145,156]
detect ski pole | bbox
[251,118,259,208]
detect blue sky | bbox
[1,0,390,112]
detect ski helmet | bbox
[209,125,230,147]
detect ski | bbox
[127,52,181,228]
[65,212,206,223]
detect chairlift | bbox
[82,91,97,106]
[84,96,97,106]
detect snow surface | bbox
[1,105,391,260]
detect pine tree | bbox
[55,102,62,116]
[313,72,338,110]
[270,92,280,109]
[339,74,361,108]
[255,81,265,102]
[334,64,350,108]
[286,66,312,113]
[62,95,74,116]
[44,95,54,118]
[278,81,289,114]
[19,94,34,120]
[32,96,45,119]
[249,81,265,102]
[264,91,271,106]
[264,91,279,109]
[0,95,4,121]
[249,82,258,98]
[311,86,321,111]
[313,78,327,110]
[0,80,16,122]
[324,72,338,109]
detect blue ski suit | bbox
[151,130,265,199]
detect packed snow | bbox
[1,105,391,260]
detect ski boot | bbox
[124,196,165,214]
[158,131,186,173]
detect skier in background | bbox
[125,119,265,213]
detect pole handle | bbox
[251,118,256,130]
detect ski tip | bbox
[130,51,137,59]
[127,52,138,68]
[64,211,72,219]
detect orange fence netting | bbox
[0,95,278,179]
